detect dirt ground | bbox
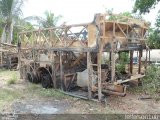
[0,70,160,118]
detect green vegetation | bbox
[129,65,160,99]
[0,0,24,43]
[142,65,160,94]
[133,0,160,14]
[147,11,160,49]
[7,73,17,85]
[24,10,62,28]
[0,1,61,44]
[133,0,160,49]
[116,52,129,73]
[0,88,21,111]
[108,12,133,21]
[27,84,68,99]
[0,69,18,85]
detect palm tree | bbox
[25,10,62,28]
[42,11,62,28]
[0,0,24,44]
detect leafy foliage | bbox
[0,0,24,43]
[148,29,160,49]
[25,10,62,28]
[108,12,133,21]
[133,0,160,14]
[147,11,160,49]
[142,65,160,94]
[116,52,129,73]
[133,0,160,49]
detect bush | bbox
[142,65,160,94]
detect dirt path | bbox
[0,70,160,115]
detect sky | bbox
[22,0,160,27]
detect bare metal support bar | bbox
[111,45,116,82]
[0,52,3,65]
[87,52,92,99]
[138,50,142,85]
[130,51,133,74]
[145,49,148,70]
[111,22,116,82]
[97,51,102,101]
[51,51,56,89]
[18,34,23,79]
[149,49,151,65]
[60,51,63,90]
[138,50,142,74]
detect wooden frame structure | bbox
[18,13,149,101]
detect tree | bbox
[147,11,160,49]
[133,0,160,14]
[25,10,62,28]
[133,0,160,49]
[42,11,62,28]
[12,18,34,44]
[0,0,24,44]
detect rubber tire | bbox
[26,72,34,83]
[41,74,52,88]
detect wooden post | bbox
[87,52,92,99]
[130,51,133,74]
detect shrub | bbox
[142,65,160,94]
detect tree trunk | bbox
[1,25,7,43]
[8,22,13,44]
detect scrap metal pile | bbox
[17,13,149,100]
[0,43,18,69]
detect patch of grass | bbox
[7,73,18,85]
[128,86,144,94]
[0,69,17,77]
[27,84,68,99]
[0,69,19,84]
[0,88,22,111]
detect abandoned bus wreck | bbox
[18,13,149,101]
